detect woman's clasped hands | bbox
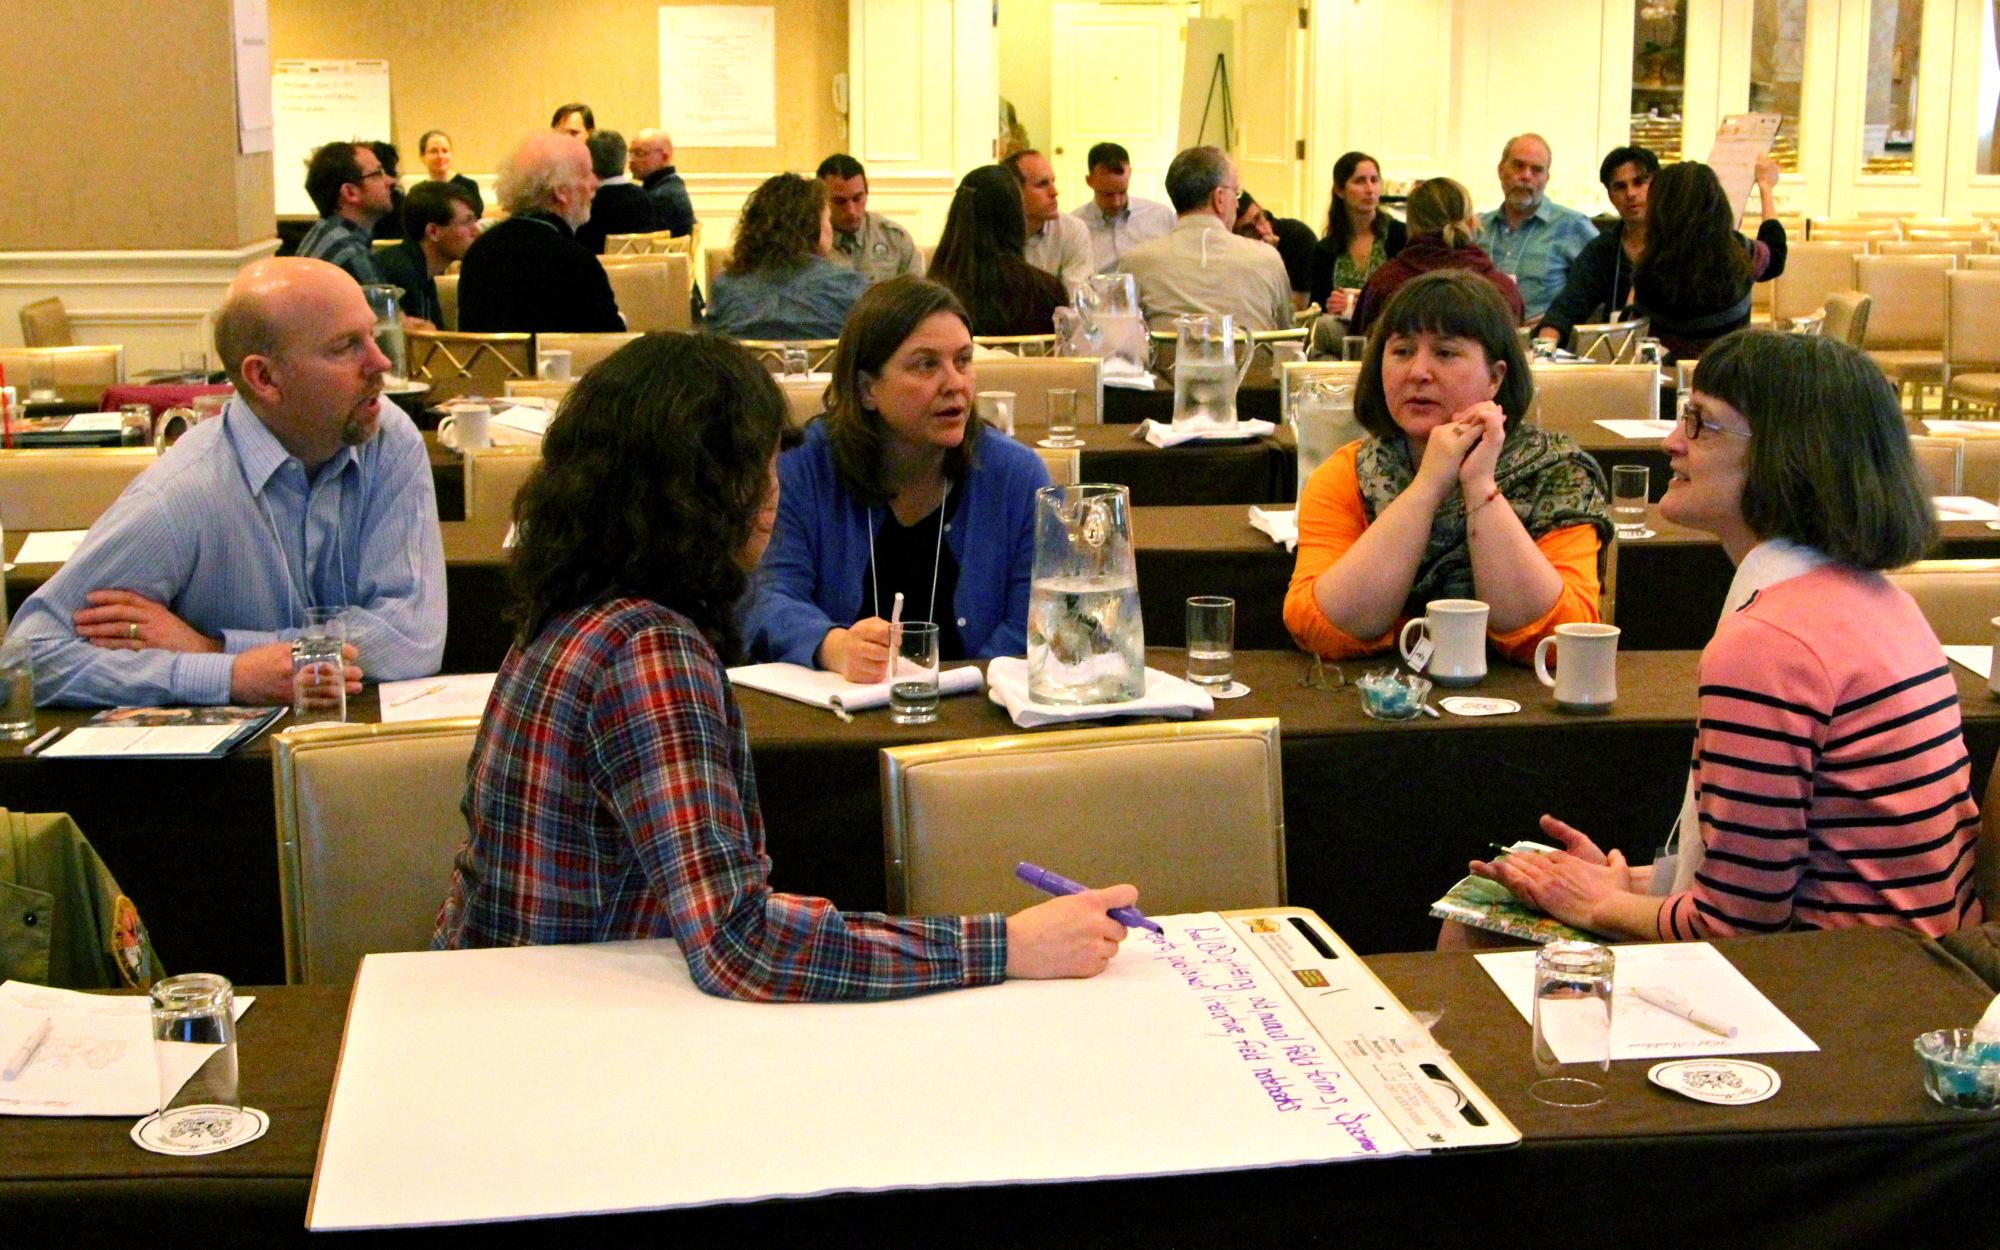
[1410,400,1507,506]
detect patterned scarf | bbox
[1355,425,1613,616]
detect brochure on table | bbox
[307,908,1516,1230]
[0,982,254,1117]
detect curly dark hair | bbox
[506,334,786,656]
[728,173,827,277]
[824,276,981,506]
[1634,161,1753,319]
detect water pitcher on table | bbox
[1053,273,1149,373]
[1027,484,1144,705]
[1171,314,1253,432]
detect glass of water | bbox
[291,607,348,724]
[180,350,210,382]
[780,345,810,378]
[888,621,940,724]
[1530,941,1614,1107]
[1044,388,1082,448]
[0,636,34,740]
[26,355,58,402]
[149,973,242,1146]
[1610,464,1650,539]
[1185,596,1235,688]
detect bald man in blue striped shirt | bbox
[5,257,446,707]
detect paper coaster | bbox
[1206,681,1251,700]
[1438,697,1521,717]
[1036,437,1085,449]
[1616,528,1658,541]
[131,1105,269,1156]
[1647,1059,1781,1106]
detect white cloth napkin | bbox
[1246,506,1298,551]
[727,662,985,714]
[985,656,1213,728]
[1137,418,1276,448]
[1101,359,1158,391]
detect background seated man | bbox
[1115,146,1293,332]
[1234,189,1316,309]
[374,180,480,328]
[818,153,917,285]
[1006,149,1093,293]
[3,258,447,707]
[296,141,392,286]
[575,129,662,255]
[458,131,623,334]
[1072,142,1176,273]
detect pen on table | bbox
[3,1017,52,1081]
[1633,986,1739,1038]
[388,681,448,709]
[20,727,60,756]
[1014,861,1164,934]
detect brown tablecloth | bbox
[1101,379,1282,426]
[4,928,1996,1243]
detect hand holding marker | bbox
[1016,862,1163,934]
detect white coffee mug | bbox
[1398,598,1489,686]
[1535,622,1621,712]
[975,391,1016,437]
[538,349,573,381]
[438,403,492,451]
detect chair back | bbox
[1946,272,2000,374]
[1878,240,1980,259]
[971,335,1060,358]
[502,379,574,401]
[1857,254,1956,350]
[1034,445,1080,485]
[271,719,480,985]
[881,719,1286,916]
[462,446,543,522]
[1903,220,1990,242]
[776,375,827,429]
[1955,434,2000,499]
[1969,255,2000,273]
[972,356,1103,427]
[1907,435,1964,496]
[1570,319,1648,363]
[18,298,74,348]
[534,331,642,378]
[600,253,693,332]
[737,340,842,373]
[405,330,535,404]
[0,345,126,405]
[1528,363,1660,433]
[1770,241,1863,324]
[1885,559,2000,645]
[1808,218,1900,244]
[0,447,155,530]
[1820,291,1872,348]
[434,273,460,331]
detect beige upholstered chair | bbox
[501,379,574,402]
[1970,256,2000,273]
[434,273,460,331]
[1819,291,1872,348]
[0,448,155,531]
[462,446,543,522]
[271,719,480,985]
[1529,363,1661,432]
[18,297,74,347]
[534,331,642,378]
[1944,272,2000,417]
[600,253,693,333]
[1885,560,2000,645]
[1902,220,1991,243]
[1955,435,2000,500]
[0,345,125,405]
[1858,253,1957,409]
[1907,435,1964,496]
[737,339,841,373]
[603,229,691,256]
[1034,446,1080,485]
[1807,218,1899,246]
[972,355,1103,426]
[776,375,828,429]
[1878,240,1982,259]
[1570,319,1648,363]
[971,334,1060,358]
[405,330,535,404]
[1769,241,1862,325]
[880,719,1286,916]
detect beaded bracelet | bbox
[1465,486,1504,521]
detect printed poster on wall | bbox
[659,6,777,148]
[233,0,273,154]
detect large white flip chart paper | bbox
[659,6,776,148]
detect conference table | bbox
[4,925,1995,1243]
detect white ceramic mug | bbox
[1398,598,1489,686]
[1535,622,1621,712]
[438,403,492,451]
[975,391,1015,437]
[538,349,572,381]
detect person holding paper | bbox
[4,257,446,707]
[742,276,1051,681]
[1625,156,1786,361]
[432,333,1132,997]
[1471,331,1982,941]
[1284,271,1611,663]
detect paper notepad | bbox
[36,706,285,759]
[0,982,253,1117]
[1944,646,1992,679]
[378,673,498,722]
[1593,419,1677,440]
[12,530,88,565]
[1935,496,2000,522]
[727,662,984,713]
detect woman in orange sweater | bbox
[1284,271,1611,664]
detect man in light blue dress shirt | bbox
[6,257,446,707]
[1474,134,1602,323]
[1070,142,1176,274]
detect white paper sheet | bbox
[1246,506,1298,551]
[13,530,88,565]
[38,724,244,759]
[1593,418,1677,440]
[1936,496,2000,521]
[62,412,126,433]
[1944,645,1992,679]
[658,6,776,147]
[726,661,984,713]
[985,658,1213,727]
[490,405,550,440]
[1705,113,1782,228]
[1475,941,1817,1062]
[0,983,253,1117]
[378,673,497,723]
[1138,418,1277,448]
[1923,420,2000,435]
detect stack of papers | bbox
[0,981,253,1116]
[37,706,285,759]
[985,657,1213,728]
[727,661,985,714]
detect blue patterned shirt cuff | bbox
[171,650,236,705]
[961,912,1009,986]
[220,627,287,654]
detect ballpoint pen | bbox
[1633,987,1739,1038]
[388,681,448,709]
[3,1017,52,1081]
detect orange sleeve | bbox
[1485,524,1604,664]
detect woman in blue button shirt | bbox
[706,173,869,342]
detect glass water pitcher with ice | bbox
[1053,273,1149,372]
[1026,484,1145,705]
[1170,314,1254,431]
[1290,375,1361,498]
[361,284,409,384]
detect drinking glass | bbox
[119,404,153,447]
[1341,335,1368,363]
[149,973,241,1145]
[179,350,210,382]
[888,621,940,724]
[1185,596,1235,687]
[1043,388,1082,448]
[780,345,810,378]
[1530,941,1614,1107]
[26,355,57,402]
[1610,465,1650,539]
[291,607,348,725]
[0,637,34,740]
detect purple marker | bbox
[1014,861,1163,934]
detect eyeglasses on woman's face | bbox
[1678,404,1751,441]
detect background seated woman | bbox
[432,333,1131,997]
[744,276,1051,681]
[926,164,1068,337]
[1348,176,1522,336]
[706,173,868,342]
[1308,149,1406,319]
[1629,156,1785,361]
[1284,270,1611,663]
[416,128,483,220]
[1471,331,1982,942]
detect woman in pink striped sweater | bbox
[1472,330,1984,940]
